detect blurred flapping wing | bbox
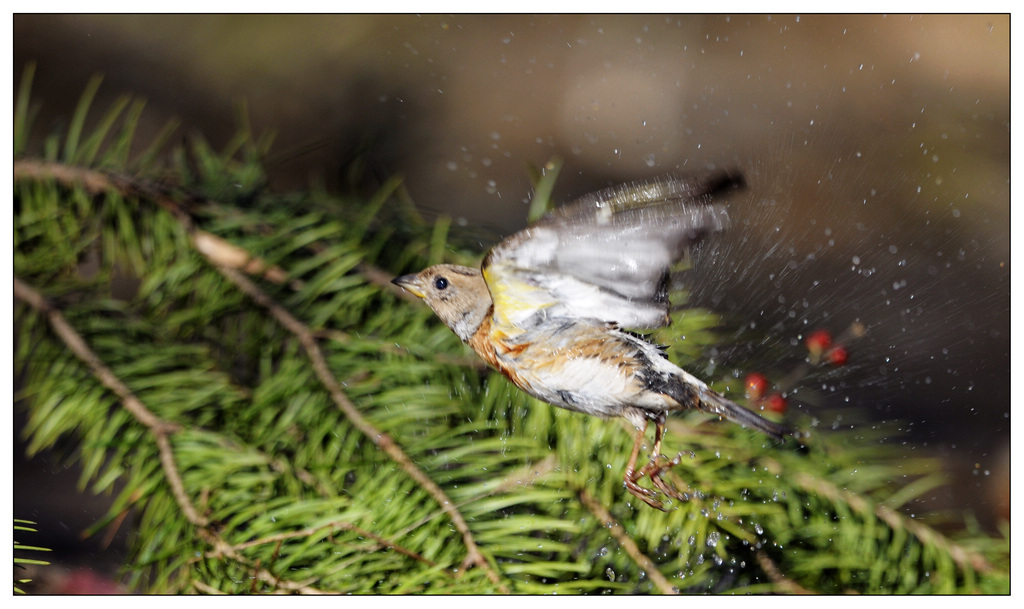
[483,171,739,331]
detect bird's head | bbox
[392,264,492,342]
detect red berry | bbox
[827,345,849,366]
[805,329,832,354]
[764,393,787,414]
[745,372,770,400]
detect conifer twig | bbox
[190,580,225,595]
[14,276,344,592]
[13,277,204,527]
[213,265,507,592]
[397,455,560,542]
[754,550,813,594]
[14,160,297,288]
[761,455,993,575]
[224,521,442,570]
[14,159,405,296]
[577,488,677,594]
[358,261,421,300]
[16,158,506,590]
[197,530,327,594]
[787,469,994,574]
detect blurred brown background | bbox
[14,14,1009,590]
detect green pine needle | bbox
[13,67,1009,594]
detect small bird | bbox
[393,171,790,509]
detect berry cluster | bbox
[742,323,863,415]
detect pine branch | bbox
[14,158,407,299]
[16,155,504,588]
[195,530,328,595]
[213,265,505,590]
[577,488,676,595]
[15,151,508,593]
[13,70,1008,594]
[784,465,994,575]
[13,277,335,594]
[13,278,200,526]
[221,521,442,570]
[753,550,813,595]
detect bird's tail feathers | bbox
[698,390,790,442]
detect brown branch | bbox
[577,488,677,595]
[192,229,301,290]
[190,579,225,595]
[14,160,298,288]
[398,455,560,542]
[223,520,442,571]
[13,276,206,527]
[15,160,194,225]
[754,550,813,594]
[315,327,489,371]
[15,276,330,594]
[15,159,411,298]
[357,261,427,302]
[14,159,114,195]
[785,468,994,574]
[197,530,327,594]
[213,265,507,592]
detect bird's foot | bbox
[624,452,690,510]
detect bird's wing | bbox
[483,171,738,331]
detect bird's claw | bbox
[624,452,689,510]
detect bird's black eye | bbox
[434,277,449,290]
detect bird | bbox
[392,170,791,509]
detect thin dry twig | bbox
[14,158,114,194]
[215,265,507,592]
[315,327,490,371]
[577,488,677,595]
[190,579,226,595]
[754,550,813,594]
[14,160,298,288]
[768,463,994,575]
[198,530,328,594]
[13,276,205,527]
[397,455,560,542]
[225,520,442,570]
[15,276,339,593]
[358,261,422,301]
[14,159,406,296]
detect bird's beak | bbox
[392,274,426,298]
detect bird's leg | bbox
[623,421,667,510]
[623,415,691,508]
[640,419,690,503]
[648,415,667,458]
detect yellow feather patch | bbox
[483,265,553,329]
